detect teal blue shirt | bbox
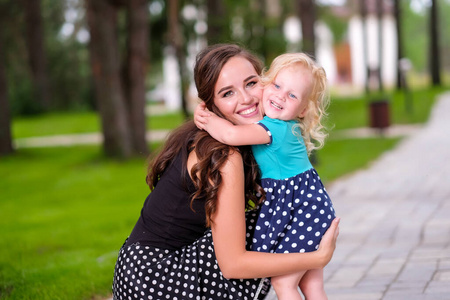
[252,116,313,180]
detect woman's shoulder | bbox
[219,148,244,180]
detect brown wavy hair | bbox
[147,44,265,227]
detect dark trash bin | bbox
[369,100,390,129]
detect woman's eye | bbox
[223,90,233,97]
[246,81,257,88]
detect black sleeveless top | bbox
[125,152,207,250]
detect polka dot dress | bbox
[113,210,271,300]
[252,169,335,254]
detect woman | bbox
[112,44,339,300]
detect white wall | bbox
[348,14,397,90]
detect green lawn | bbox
[1,86,448,299]
[12,109,186,139]
[0,146,148,299]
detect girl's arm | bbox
[205,113,270,146]
[209,150,340,279]
[194,102,269,146]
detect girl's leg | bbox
[298,268,327,300]
[271,271,306,300]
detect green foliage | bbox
[2,0,93,115]
[149,0,167,63]
[8,79,42,116]
[402,1,428,72]
[438,1,450,70]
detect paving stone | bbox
[317,93,450,300]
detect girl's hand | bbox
[194,102,211,130]
[316,217,340,267]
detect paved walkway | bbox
[269,92,450,299]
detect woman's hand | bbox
[194,102,211,130]
[316,217,340,267]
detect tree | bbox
[429,0,441,86]
[297,0,317,56]
[206,0,226,45]
[376,0,383,92]
[167,0,189,118]
[124,0,150,155]
[86,0,132,158]
[393,0,403,89]
[359,0,370,93]
[0,22,13,156]
[261,0,285,63]
[86,0,150,159]
[297,0,319,164]
[20,0,51,112]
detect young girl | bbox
[195,53,336,300]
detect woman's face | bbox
[213,56,264,125]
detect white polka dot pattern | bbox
[113,210,271,299]
[252,169,335,254]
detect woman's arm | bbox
[210,150,339,279]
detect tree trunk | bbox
[393,0,403,89]
[167,0,189,119]
[0,30,13,156]
[376,0,383,92]
[297,0,316,56]
[124,0,150,156]
[429,0,441,86]
[86,0,133,158]
[21,0,51,112]
[359,0,370,93]
[206,0,225,45]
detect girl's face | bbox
[213,56,264,125]
[263,66,312,121]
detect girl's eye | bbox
[273,83,280,89]
[289,93,297,99]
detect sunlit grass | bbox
[315,137,400,183]
[325,86,447,131]
[12,110,187,139]
[0,146,148,299]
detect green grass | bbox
[315,137,400,183]
[0,146,149,299]
[12,110,186,139]
[325,86,447,130]
[2,86,448,299]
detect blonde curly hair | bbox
[260,53,329,154]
